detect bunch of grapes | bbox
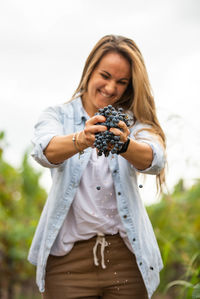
[94,105,132,157]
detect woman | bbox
[28,35,166,299]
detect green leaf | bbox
[192,284,200,298]
[166,280,193,291]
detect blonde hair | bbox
[71,34,166,192]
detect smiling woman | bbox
[81,52,131,116]
[28,34,166,299]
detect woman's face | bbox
[82,51,131,116]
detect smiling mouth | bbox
[98,90,114,98]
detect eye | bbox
[118,81,128,85]
[101,73,109,79]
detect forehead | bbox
[96,52,131,77]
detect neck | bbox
[81,94,97,117]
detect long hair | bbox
[71,34,166,192]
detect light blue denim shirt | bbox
[28,97,165,299]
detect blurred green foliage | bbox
[0,132,46,298]
[0,130,199,298]
[148,179,200,298]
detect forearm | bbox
[44,134,87,164]
[121,138,153,170]
[43,115,107,164]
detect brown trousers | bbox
[42,234,148,299]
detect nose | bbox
[105,80,116,95]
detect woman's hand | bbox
[110,120,153,170]
[109,120,130,143]
[77,115,107,150]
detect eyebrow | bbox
[101,70,130,81]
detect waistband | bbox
[74,233,120,269]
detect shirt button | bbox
[118,192,121,195]
[139,262,143,266]
[113,170,117,173]
[123,215,127,219]
[133,238,136,242]
[150,266,154,270]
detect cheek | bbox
[118,85,127,95]
[87,81,96,96]
[89,78,102,93]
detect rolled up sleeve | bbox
[31,107,64,168]
[130,122,166,175]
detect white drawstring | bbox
[93,233,108,269]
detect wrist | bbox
[117,137,130,154]
[76,132,88,152]
[72,132,85,154]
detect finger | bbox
[86,115,106,126]
[109,128,124,142]
[83,124,107,147]
[117,121,130,133]
[118,122,130,138]
[109,127,130,143]
[85,124,107,135]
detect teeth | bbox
[100,91,112,98]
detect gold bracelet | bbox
[72,132,84,157]
[76,132,85,153]
[72,133,79,152]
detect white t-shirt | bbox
[51,148,133,256]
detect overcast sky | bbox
[1,0,200,204]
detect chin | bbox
[97,100,113,109]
